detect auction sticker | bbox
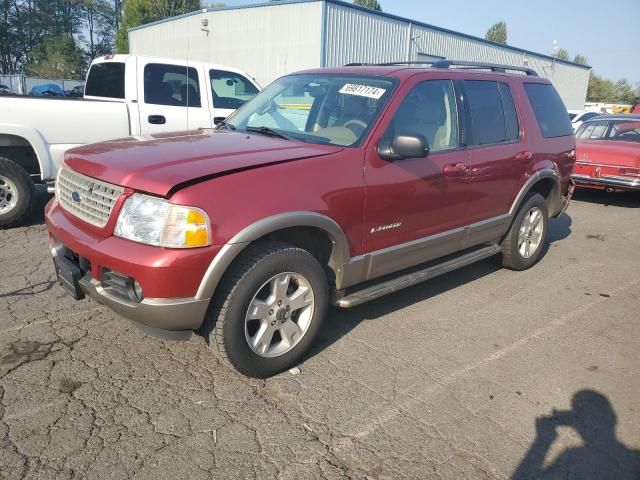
[339,84,386,99]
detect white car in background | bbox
[569,110,601,131]
[0,54,261,227]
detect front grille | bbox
[57,167,124,227]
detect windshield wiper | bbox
[245,126,291,140]
[216,120,236,131]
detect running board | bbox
[335,244,502,308]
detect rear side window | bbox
[464,80,519,145]
[499,83,520,141]
[210,70,259,109]
[524,83,573,138]
[144,63,201,107]
[85,62,125,99]
[576,121,609,140]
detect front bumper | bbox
[76,271,208,340]
[571,173,640,191]
[46,198,218,339]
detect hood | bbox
[64,130,343,197]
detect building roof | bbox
[129,0,591,71]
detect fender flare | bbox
[195,211,352,300]
[0,124,51,180]
[509,168,562,217]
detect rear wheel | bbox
[203,241,328,378]
[0,157,35,228]
[500,193,548,270]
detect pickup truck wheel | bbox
[500,193,548,271]
[204,241,328,378]
[0,157,34,228]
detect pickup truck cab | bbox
[0,54,260,227]
[46,62,576,378]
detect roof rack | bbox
[345,60,538,77]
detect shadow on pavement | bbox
[512,390,640,480]
[573,188,640,208]
[20,185,52,227]
[309,211,574,359]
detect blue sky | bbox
[215,0,640,85]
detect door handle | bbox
[515,151,534,162]
[443,162,467,177]
[213,117,226,125]
[148,115,166,125]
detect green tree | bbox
[615,79,635,104]
[573,54,587,65]
[485,21,507,44]
[555,48,569,61]
[115,0,201,53]
[353,0,382,11]
[26,35,85,79]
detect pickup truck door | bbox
[362,77,474,279]
[137,60,212,134]
[207,68,260,126]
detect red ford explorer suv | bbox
[46,61,575,378]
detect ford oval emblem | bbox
[71,191,82,203]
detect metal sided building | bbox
[128,0,591,109]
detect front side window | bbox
[85,62,125,99]
[210,70,259,109]
[386,79,459,152]
[225,74,396,147]
[144,63,201,107]
[524,83,573,138]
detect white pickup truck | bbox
[0,54,260,227]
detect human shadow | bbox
[512,390,640,480]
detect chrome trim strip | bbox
[576,161,640,171]
[571,174,640,189]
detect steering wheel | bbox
[343,119,368,134]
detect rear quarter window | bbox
[85,62,125,99]
[524,83,573,138]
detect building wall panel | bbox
[130,2,323,87]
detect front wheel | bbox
[203,241,328,378]
[500,193,549,270]
[0,157,35,228]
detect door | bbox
[209,69,260,125]
[137,62,211,134]
[463,80,530,225]
[363,77,474,279]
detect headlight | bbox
[114,194,211,248]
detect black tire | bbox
[0,157,35,228]
[500,193,549,271]
[202,241,329,378]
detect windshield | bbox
[224,74,396,147]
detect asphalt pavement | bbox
[1,187,639,479]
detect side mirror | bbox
[379,134,429,160]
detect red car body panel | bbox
[574,139,640,190]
